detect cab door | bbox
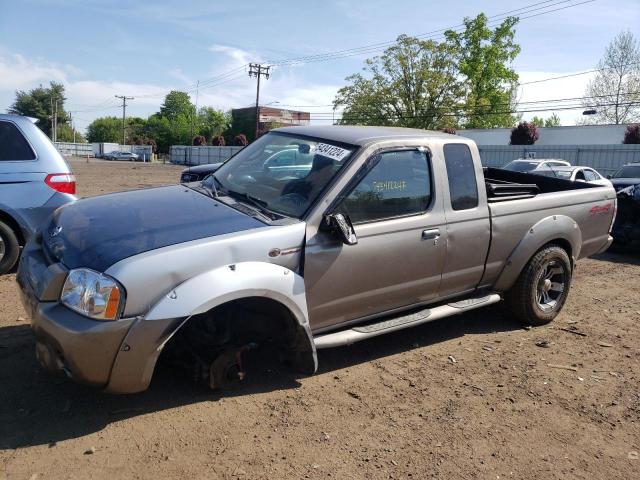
[303,148,447,332]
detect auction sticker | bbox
[315,143,352,162]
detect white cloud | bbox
[0,46,341,132]
[0,53,69,90]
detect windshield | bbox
[613,165,640,178]
[211,132,356,218]
[503,161,539,172]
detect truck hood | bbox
[44,185,266,271]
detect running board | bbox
[313,293,502,349]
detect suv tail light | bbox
[45,173,76,194]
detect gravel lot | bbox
[1,158,639,479]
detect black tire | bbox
[0,220,20,275]
[505,245,572,326]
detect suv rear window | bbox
[443,143,479,210]
[0,121,36,161]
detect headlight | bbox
[60,268,125,321]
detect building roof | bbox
[274,125,456,146]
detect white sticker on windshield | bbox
[315,143,352,162]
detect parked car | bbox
[181,163,224,183]
[606,162,640,191]
[531,166,612,186]
[104,151,139,161]
[0,114,76,274]
[180,147,313,183]
[502,158,571,173]
[611,184,640,250]
[18,126,615,394]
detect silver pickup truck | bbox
[17,126,615,393]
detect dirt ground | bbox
[1,158,639,479]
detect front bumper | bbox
[17,237,135,388]
[17,252,135,387]
[17,237,185,393]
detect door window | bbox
[575,169,586,181]
[583,169,598,181]
[0,121,36,161]
[337,149,432,224]
[443,143,478,210]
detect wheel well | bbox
[159,296,315,381]
[544,239,573,264]
[0,210,25,245]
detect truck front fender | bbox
[107,262,316,393]
[493,215,582,293]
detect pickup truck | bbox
[17,126,616,394]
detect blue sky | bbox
[1,0,638,132]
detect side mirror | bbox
[606,174,612,179]
[324,213,358,245]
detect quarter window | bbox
[0,121,36,161]
[338,150,432,224]
[443,143,478,210]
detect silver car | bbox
[0,114,76,273]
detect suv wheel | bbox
[505,245,572,326]
[0,220,20,275]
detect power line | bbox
[276,91,640,112]
[519,62,640,85]
[309,101,640,121]
[268,0,594,66]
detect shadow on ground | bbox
[0,305,518,450]
[592,250,640,266]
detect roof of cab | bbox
[273,125,459,146]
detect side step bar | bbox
[313,293,502,349]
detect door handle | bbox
[422,228,440,241]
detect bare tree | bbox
[583,31,640,124]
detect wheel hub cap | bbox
[536,260,566,312]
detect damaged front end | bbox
[612,184,640,250]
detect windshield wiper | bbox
[225,189,281,221]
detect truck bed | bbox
[484,167,596,202]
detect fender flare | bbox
[493,215,582,292]
[107,262,317,393]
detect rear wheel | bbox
[505,245,572,326]
[0,220,20,275]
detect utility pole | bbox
[190,80,199,142]
[248,63,270,141]
[115,95,134,146]
[70,112,76,143]
[50,97,54,140]
[53,98,58,142]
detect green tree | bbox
[9,82,68,137]
[197,107,230,140]
[144,91,197,152]
[159,90,196,120]
[86,116,146,143]
[56,123,86,143]
[444,14,520,128]
[531,113,561,127]
[86,117,121,143]
[334,35,462,129]
[582,30,640,124]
